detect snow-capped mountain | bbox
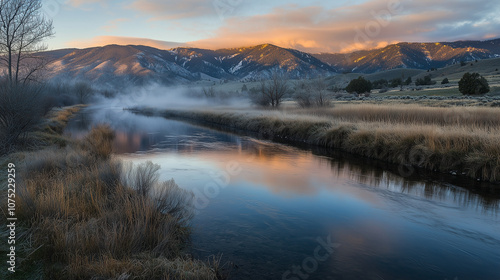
[43,38,500,86]
[45,44,334,86]
[314,38,500,73]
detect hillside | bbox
[42,38,500,86]
[314,39,500,73]
[47,45,196,85]
[46,44,334,86]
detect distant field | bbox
[193,57,500,99]
[413,57,500,82]
[327,57,500,95]
[375,86,460,97]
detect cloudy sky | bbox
[44,0,500,53]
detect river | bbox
[65,104,500,280]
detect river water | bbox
[65,105,500,280]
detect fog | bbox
[93,83,252,111]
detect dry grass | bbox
[0,123,219,279]
[288,104,500,128]
[133,104,500,182]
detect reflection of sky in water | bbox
[66,105,500,280]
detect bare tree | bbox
[74,81,93,103]
[259,70,289,107]
[202,86,216,98]
[312,79,330,107]
[0,0,54,86]
[293,79,330,108]
[293,80,312,108]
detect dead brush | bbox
[13,125,216,279]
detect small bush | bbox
[390,78,402,88]
[249,89,271,107]
[122,161,161,196]
[346,76,372,94]
[294,91,313,108]
[415,75,436,86]
[405,77,412,85]
[372,79,388,89]
[293,80,330,108]
[82,125,115,159]
[458,72,490,95]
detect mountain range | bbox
[43,38,500,86]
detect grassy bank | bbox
[132,104,500,183]
[1,107,221,279]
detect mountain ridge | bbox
[43,38,500,86]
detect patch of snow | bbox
[229,60,244,74]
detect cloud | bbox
[126,0,218,20]
[187,0,500,53]
[66,0,110,8]
[102,18,130,32]
[66,36,187,50]
[60,0,500,53]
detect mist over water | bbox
[92,83,252,111]
[65,104,500,280]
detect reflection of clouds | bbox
[327,220,401,278]
[114,131,144,153]
[66,106,500,215]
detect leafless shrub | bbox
[152,179,194,223]
[74,81,94,103]
[0,82,46,154]
[122,161,161,197]
[257,70,289,107]
[202,86,216,98]
[293,79,330,108]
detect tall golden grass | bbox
[1,121,220,279]
[288,104,500,128]
[135,104,500,182]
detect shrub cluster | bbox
[5,125,219,279]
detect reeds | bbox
[10,125,217,279]
[137,104,500,182]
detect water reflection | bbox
[65,105,500,280]
[65,106,500,213]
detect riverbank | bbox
[1,106,221,279]
[131,104,500,183]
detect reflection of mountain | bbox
[43,38,500,86]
